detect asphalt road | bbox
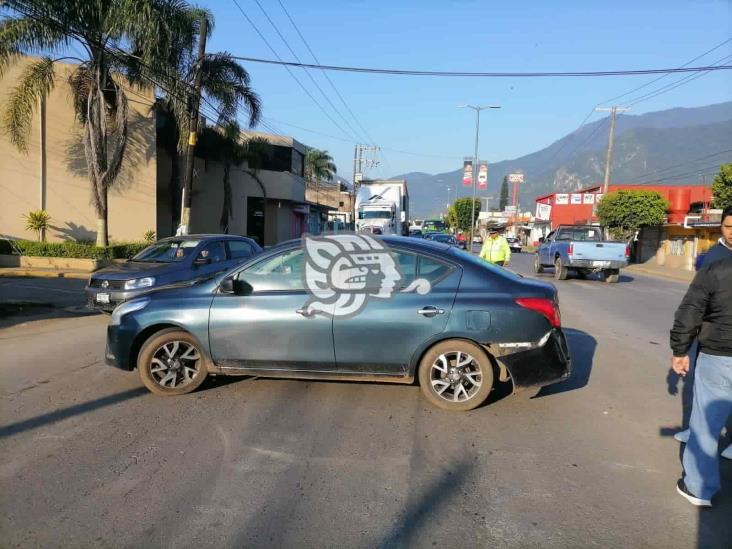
[1,259,730,548]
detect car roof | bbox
[158,234,255,242]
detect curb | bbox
[0,270,90,280]
[624,266,694,283]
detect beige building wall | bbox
[0,57,157,243]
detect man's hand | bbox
[672,355,690,376]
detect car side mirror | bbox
[538,237,545,244]
[194,256,212,266]
[219,277,253,296]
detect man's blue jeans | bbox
[682,352,732,500]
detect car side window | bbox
[240,249,304,291]
[417,255,454,285]
[392,250,417,288]
[227,240,253,260]
[198,241,226,263]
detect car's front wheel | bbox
[418,340,494,411]
[137,328,208,395]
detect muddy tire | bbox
[418,340,494,411]
[137,328,209,396]
[554,257,568,280]
[604,269,620,283]
[534,255,544,274]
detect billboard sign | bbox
[570,193,582,205]
[478,162,488,189]
[555,194,569,205]
[507,173,524,184]
[535,202,552,220]
[462,160,473,187]
[583,193,595,204]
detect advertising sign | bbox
[507,173,524,184]
[535,203,552,220]
[555,194,569,205]
[462,160,473,187]
[596,193,604,203]
[570,193,582,205]
[478,163,488,189]
[583,193,595,205]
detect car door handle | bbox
[296,308,315,317]
[417,306,444,317]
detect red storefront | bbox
[534,184,713,229]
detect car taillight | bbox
[568,243,573,255]
[625,245,630,258]
[515,297,561,328]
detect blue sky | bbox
[206,0,732,180]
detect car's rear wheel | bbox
[533,255,544,273]
[554,257,568,280]
[137,328,208,396]
[418,340,494,411]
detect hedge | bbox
[0,239,149,259]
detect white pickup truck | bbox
[534,225,629,283]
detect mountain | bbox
[397,102,732,218]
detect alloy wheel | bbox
[149,341,201,389]
[430,351,482,403]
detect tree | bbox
[22,209,50,241]
[0,0,195,246]
[711,162,732,210]
[596,190,668,240]
[499,176,509,211]
[147,12,261,232]
[452,197,481,233]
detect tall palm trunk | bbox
[220,163,232,233]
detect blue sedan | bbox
[86,234,262,311]
[104,235,570,411]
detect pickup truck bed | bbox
[535,225,629,283]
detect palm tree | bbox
[148,14,261,232]
[0,0,195,246]
[304,148,337,204]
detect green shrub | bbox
[0,239,150,259]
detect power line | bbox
[626,54,732,107]
[231,55,732,78]
[631,149,732,181]
[601,37,732,105]
[249,0,365,144]
[275,0,377,146]
[229,0,354,141]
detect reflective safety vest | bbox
[479,236,512,264]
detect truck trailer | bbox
[355,179,409,236]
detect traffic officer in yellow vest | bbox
[479,228,512,267]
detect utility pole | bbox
[596,106,629,194]
[178,17,208,235]
[458,104,500,249]
[350,144,379,231]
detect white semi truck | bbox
[355,179,409,236]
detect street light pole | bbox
[459,104,500,250]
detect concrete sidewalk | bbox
[0,267,90,280]
[625,262,694,283]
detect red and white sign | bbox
[596,193,604,203]
[478,163,488,189]
[570,193,582,205]
[463,160,473,187]
[555,194,569,205]
[507,173,524,184]
[583,193,595,204]
[535,202,552,220]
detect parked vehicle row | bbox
[104,235,571,411]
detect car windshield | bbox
[431,234,455,243]
[555,228,602,241]
[132,240,200,262]
[359,210,392,219]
